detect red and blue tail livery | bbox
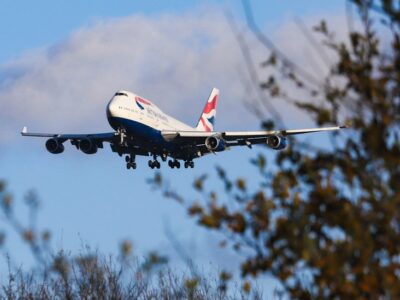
[21,87,347,170]
[196,88,219,132]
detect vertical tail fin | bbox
[195,88,219,132]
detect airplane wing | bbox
[20,126,121,155]
[162,125,347,150]
[21,126,117,141]
[21,126,153,157]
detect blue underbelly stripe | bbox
[108,116,177,150]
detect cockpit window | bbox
[115,92,128,97]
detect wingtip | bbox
[21,126,28,135]
[340,121,352,129]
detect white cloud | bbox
[0,11,255,143]
[270,14,351,74]
[0,9,349,144]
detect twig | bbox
[163,220,200,278]
[241,0,324,89]
[294,17,333,71]
[225,9,286,128]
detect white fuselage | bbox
[106,90,194,133]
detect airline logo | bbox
[199,93,218,132]
[135,96,151,110]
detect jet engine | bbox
[79,138,98,154]
[205,135,226,152]
[266,135,287,150]
[45,138,64,154]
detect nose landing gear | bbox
[117,127,127,146]
[125,154,136,170]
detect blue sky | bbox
[0,0,344,62]
[0,0,345,292]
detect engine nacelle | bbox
[79,138,98,154]
[266,135,287,150]
[205,135,227,152]
[45,138,64,154]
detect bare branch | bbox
[225,9,286,127]
[241,0,324,89]
[163,220,200,278]
[294,17,333,71]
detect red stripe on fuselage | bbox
[135,96,151,105]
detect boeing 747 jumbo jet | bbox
[21,88,346,170]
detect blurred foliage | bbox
[1,253,262,299]
[0,180,262,299]
[151,0,400,298]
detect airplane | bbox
[21,88,347,170]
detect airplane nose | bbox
[106,100,118,118]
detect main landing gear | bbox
[123,153,194,170]
[184,161,194,169]
[148,155,161,169]
[167,160,193,169]
[148,160,161,169]
[125,154,136,170]
[168,160,180,169]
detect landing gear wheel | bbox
[149,160,160,169]
[127,162,137,170]
[184,162,188,168]
[168,160,173,168]
[126,154,136,169]
[168,159,181,169]
[161,153,168,162]
[190,161,194,168]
